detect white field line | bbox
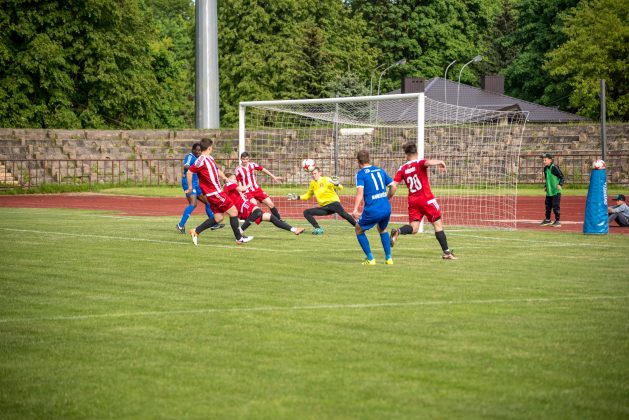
[447,232,624,248]
[0,227,304,253]
[0,227,624,253]
[1,295,627,324]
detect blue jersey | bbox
[355,165,392,218]
[181,152,201,193]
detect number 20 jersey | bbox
[394,159,435,205]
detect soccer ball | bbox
[301,158,316,172]
[592,159,606,170]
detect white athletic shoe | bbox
[189,229,198,246]
[236,235,253,244]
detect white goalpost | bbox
[238,93,528,230]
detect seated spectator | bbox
[608,194,629,227]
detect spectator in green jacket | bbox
[540,153,564,227]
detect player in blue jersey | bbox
[351,150,394,265]
[177,143,224,233]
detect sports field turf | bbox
[0,208,627,418]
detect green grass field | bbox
[1,208,628,418]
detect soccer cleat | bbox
[235,235,253,244]
[540,219,552,226]
[362,258,376,265]
[312,227,325,235]
[176,224,185,234]
[390,228,399,247]
[211,223,225,231]
[552,221,561,227]
[293,227,305,235]
[189,229,198,246]
[385,258,393,265]
[442,250,458,260]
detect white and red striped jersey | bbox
[394,159,435,203]
[188,154,223,195]
[235,162,264,193]
[223,181,247,210]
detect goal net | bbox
[237,93,528,230]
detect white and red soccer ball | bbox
[592,159,606,170]
[301,158,316,172]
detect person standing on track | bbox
[540,153,564,227]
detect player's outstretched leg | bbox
[379,231,392,265]
[355,226,375,265]
[178,204,196,233]
[329,202,356,227]
[390,224,413,247]
[270,206,282,221]
[268,214,304,235]
[435,230,456,259]
[241,208,263,232]
[189,216,218,245]
[229,215,252,244]
[303,208,325,234]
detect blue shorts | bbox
[181,177,202,196]
[358,211,391,231]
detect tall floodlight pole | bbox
[369,63,386,96]
[196,0,220,128]
[443,60,456,104]
[377,58,406,96]
[456,55,482,109]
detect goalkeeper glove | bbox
[329,176,340,186]
[287,193,299,201]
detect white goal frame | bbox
[238,93,527,230]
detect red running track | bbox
[0,193,627,234]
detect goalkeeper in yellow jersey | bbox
[287,167,356,234]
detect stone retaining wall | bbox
[0,124,627,186]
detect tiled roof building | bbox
[390,76,588,123]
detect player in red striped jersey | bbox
[186,138,253,245]
[224,173,304,236]
[235,152,283,221]
[387,143,457,260]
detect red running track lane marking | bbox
[0,193,627,234]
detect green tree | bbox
[218,0,376,126]
[347,0,500,92]
[480,0,518,76]
[0,0,195,128]
[544,0,628,120]
[501,0,580,110]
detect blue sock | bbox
[380,232,391,260]
[356,233,373,260]
[204,203,214,219]
[179,204,195,227]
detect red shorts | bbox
[206,192,236,214]
[246,188,269,203]
[239,201,262,225]
[408,197,442,223]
